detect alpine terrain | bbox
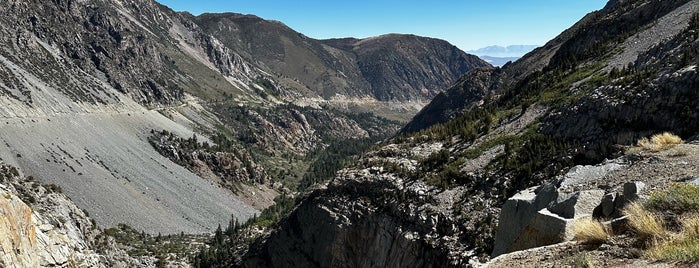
[0,0,490,266]
[0,0,697,267]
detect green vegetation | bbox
[570,252,595,268]
[248,194,298,228]
[623,184,699,262]
[298,138,378,190]
[43,183,63,193]
[646,183,699,215]
[104,223,205,262]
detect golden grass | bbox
[681,214,699,238]
[646,236,699,262]
[645,213,699,262]
[623,202,667,240]
[573,218,611,244]
[636,132,683,152]
[625,187,699,262]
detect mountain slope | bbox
[0,0,483,236]
[0,0,269,234]
[236,0,699,266]
[192,13,489,104]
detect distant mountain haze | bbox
[467,45,539,57]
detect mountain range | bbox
[0,0,697,267]
[467,45,539,57]
[0,0,487,236]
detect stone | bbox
[600,193,616,217]
[623,182,646,202]
[559,162,624,188]
[492,182,558,257]
[549,190,605,219]
[507,208,576,254]
[684,177,699,186]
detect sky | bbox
[155,0,608,52]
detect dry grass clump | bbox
[625,185,699,262]
[680,213,699,238]
[635,132,683,152]
[573,218,611,244]
[623,202,667,240]
[645,213,699,262]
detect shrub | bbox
[646,237,699,262]
[645,214,699,262]
[646,183,699,214]
[571,252,595,268]
[626,186,699,262]
[573,218,611,244]
[623,202,666,240]
[636,132,683,152]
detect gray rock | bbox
[601,193,616,217]
[559,162,624,188]
[623,181,646,202]
[507,208,576,254]
[492,183,558,257]
[549,190,605,219]
[684,177,699,186]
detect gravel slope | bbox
[0,110,258,234]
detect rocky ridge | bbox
[240,0,699,267]
[193,13,489,104]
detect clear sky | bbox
[155,0,608,51]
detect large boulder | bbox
[508,209,576,253]
[550,190,605,219]
[493,187,605,257]
[491,183,558,257]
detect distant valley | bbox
[0,0,697,267]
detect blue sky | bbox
[156,0,608,51]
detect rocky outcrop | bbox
[492,181,607,256]
[487,140,699,267]
[0,163,139,267]
[493,140,699,257]
[246,193,451,268]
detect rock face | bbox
[400,67,497,133]
[247,194,450,268]
[0,163,138,267]
[493,141,699,257]
[0,0,263,107]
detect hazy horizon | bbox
[155,0,607,52]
